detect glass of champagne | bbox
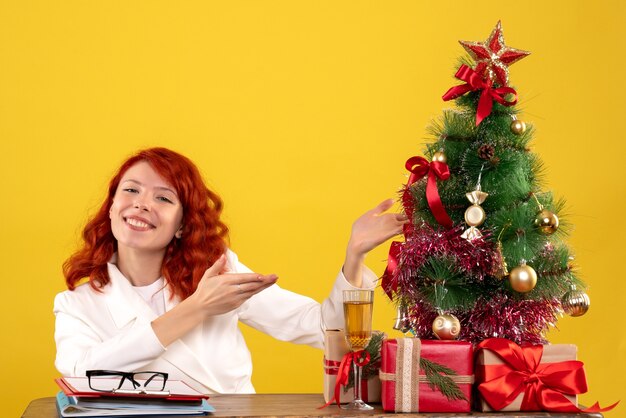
[342,289,374,410]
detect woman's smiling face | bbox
[109,161,184,255]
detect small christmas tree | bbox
[383,21,590,345]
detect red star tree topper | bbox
[460,21,530,86]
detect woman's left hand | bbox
[347,198,407,257]
[343,199,408,287]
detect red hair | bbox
[63,147,229,301]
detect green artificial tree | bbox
[383,21,590,344]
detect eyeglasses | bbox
[86,370,169,395]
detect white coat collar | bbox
[105,260,156,328]
[104,256,225,393]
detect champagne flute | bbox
[342,289,374,410]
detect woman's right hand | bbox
[190,254,278,317]
[152,254,277,347]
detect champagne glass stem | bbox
[353,362,362,402]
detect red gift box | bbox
[475,338,579,412]
[474,338,617,414]
[380,338,473,412]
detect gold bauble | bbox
[509,262,537,293]
[510,119,526,135]
[432,313,461,340]
[562,289,590,317]
[432,151,447,164]
[534,209,559,235]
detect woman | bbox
[54,147,406,394]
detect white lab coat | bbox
[54,250,377,394]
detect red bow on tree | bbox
[404,156,453,229]
[442,65,518,126]
[381,241,402,299]
[476,338,618,413]
[382,156,453,299]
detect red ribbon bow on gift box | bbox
[442,65,518,126]
[320,350,371,408]
[477,338,618,413]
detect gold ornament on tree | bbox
[462,168,488,241]
[493,241,509,280]
[432,149,447,163]
[432,312,461,340]
[510,116,526,135]
[393,303,413,334]
[561,285,590,317]
[431,283,460,340]
[531,193,559,235]
[535,209,559,234]
[509,260,537,293]
[493,225,510,280]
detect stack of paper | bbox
[55,377,214,417]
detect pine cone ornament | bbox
[478,144,495,160]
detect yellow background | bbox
[1,1,624,416]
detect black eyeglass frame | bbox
[86,370,169,395]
